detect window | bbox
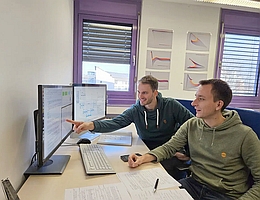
[82,21,132,92]
[220,33,260,96]
[216,9,260,109]
[73,0,141,105]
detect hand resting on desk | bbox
[66,119,94,134]
[128,152,190,168]
[128,153,156,168]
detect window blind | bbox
[220,33,260,96]
[82,21,132,65]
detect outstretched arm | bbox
[66,119,94,134]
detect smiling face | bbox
[137,83,158,110]
[191,84,223,120]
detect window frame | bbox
[216,9,260,109]
[73,0,141,106]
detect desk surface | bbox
[18,128,162,200]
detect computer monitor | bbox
[24,85,73,175]
[71,84,107,138]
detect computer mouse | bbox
[77,138,91,145]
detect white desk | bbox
[18,129,162,200]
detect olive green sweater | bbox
[149,110,260,199]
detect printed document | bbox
[64,167,193,200]
[117,167,181,192]
[116,167,193,200]
[64,183,131,200]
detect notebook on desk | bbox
[97,131,132,146]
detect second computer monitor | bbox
[73,84,107,122]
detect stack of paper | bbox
[65,167,193,200]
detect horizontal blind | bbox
[82,21,132,64]
[220,33,260,96]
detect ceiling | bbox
[156,0,260,10]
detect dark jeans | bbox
[143,139,188,180]
[160,156,187,180]
[179,176,233,200]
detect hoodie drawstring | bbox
[211,128,216,146]
[144,109,159,129]
[199,125,216,146]
[156,109,159,128]
[199,126,203,140]
[144,110,148,129]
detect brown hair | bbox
[199,79,232,111]
[138,75,158,91]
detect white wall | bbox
[0,0,73,198]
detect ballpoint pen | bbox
[153,178,159,193]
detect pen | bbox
[153,178,159,193]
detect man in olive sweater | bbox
[128,79,260,200]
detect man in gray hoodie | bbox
[67,75,194,180]
[128,79,260,200]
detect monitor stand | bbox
[24,155,70,176]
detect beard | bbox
[140,96,154,106]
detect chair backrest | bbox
[177,99,196,115]
[226,106,260,139]
[177,99,260,139]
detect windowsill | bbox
[107,104,130,115]
[107,103,132,107]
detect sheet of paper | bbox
[64,183,131,200]
[117,167,181,193]
[64,168,193,200]
[130,188,193,200]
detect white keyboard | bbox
[79,144,116,175]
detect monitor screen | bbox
[73,84,107,122]
[24,85,73,175]
[70,84,107,138]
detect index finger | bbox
[66,119,76,124]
